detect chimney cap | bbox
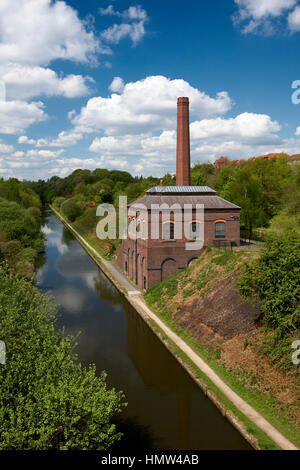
[177,97,189,103]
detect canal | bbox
[36,209,251,450]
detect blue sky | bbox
[1,0,300,180]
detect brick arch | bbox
[214,220,226,239]
[161,257,178,281]
[187,256,198,267]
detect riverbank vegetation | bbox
[0,263,125,450]
[0,178,45,279]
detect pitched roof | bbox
[130,194,240,210]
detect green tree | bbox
[125,182,143,202]
[0,264,125,449]
[53,197,66,211]
[238,233,300,333]
[222,168,265,240]
[215,165,237,193]
[61,199,83,222]
[191,163,215,186]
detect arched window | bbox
[163,221,175,240]
[215,221,226,239]
[190,221,201,239]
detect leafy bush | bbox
[0,240,22,265]
[0,264,125,449]
[61,199,83,222]
[238,232,300,333]
[53,197,66,211]
[20,247,37,263]
[76,207,97,231]
[26,206,41,223]
[32,237,45,253]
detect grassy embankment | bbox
[144,248,300,450]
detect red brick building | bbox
[117,97,240,290]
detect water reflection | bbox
[36,211,252,450]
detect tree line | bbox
[0,178,45,279]
[26,153,299,245]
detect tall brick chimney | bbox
[176,97,191,186]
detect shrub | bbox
[26,206,41,223]
[53,197,66,211]
[0,240,22,265]
[32,237,45,253]
[20,247,37,263]
[238,232,300,333]
[14,260,35,280]
[61,199,83,222]
[76,207,97,231]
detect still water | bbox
[36,210,251,450]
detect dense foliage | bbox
[220,154,296,239]
[0,179,44,278]
[0,264,125,450]
[61,199,84,222]
[239,233,300,333]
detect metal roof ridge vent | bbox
[146,186,216,194]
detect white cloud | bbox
[101,22,146,45]
[2,65,94,100]
[99,5,116,16]
[18,136,36,145]
[0,100,47,134]
[73,75,232,135]
[68,110,76,120]
[190,112,281,144]
[0,147,65,176]
[99,4,147,21]
[19,131,83,148]
[87,111,293,176]
[0,0,111,102]
[100,4,148,45]
[0,140,14,154]
[26,149,64,159]
[0,0,102,66]
[288,5,300,31]
[109,77,125,93]
[233,0,298,34]
[296,126,300,135]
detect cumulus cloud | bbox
[0,140,14,154]
[288,5,300,31]
[18,131,83,148]
[0,100,47,134]
[87,111,288,175]
[100,4,148,45]
[0,0,102,66]
[190,112,281,144]
[109,77,125,93]
[0,147,65,177]
[233,0,298,34]
[73,75,232,135]
[1,65,94,100]
[0,0,110,102]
